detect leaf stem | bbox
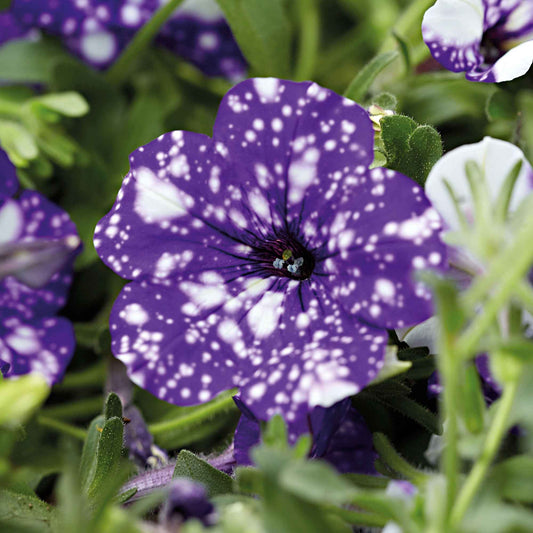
[373,433,428,485]
[450,378,519,527]
[41,396,103,420]
[148,391,237,438]
[37,414,87,441]
[294,0,320,81]
[106,0,186,84]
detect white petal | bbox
[425,137,533,231]
[492,40,533,82]
[402,317,440,354]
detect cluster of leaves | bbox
[1,0,533,532]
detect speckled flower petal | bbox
[0,149,19,197]
[110,280,248,405]
[425,137,533,232]
[10,0,246,76]
[319,168,447,329]
[423,0,533,82]
[159,0,246,80]
[422,0,484,74]
[239,279,387,422]
[94,131,262,287]
[466,39,533,82]
[0,314,75,385]
[213,78,374,238]
[0,190,80,318]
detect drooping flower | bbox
[422,0,533,82]
[234,397,378,474]
[0,148,80,384]
[94,77,446,425]
[4,0,246,79]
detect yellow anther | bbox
[282,249,292,261]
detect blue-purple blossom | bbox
[422,0,533,82]
[159,478,217,528]
[94,77,446,425]
[0,148,80,385]
[4,0,246,79]
[234,397,378,474]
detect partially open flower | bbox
[95,77,446,426]
[422,0,533,82]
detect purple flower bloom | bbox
[422,0,533,82]
[6,0,246,78]
[94,78,446,425]
[234,396,377,474]
[0,148,80,384]
[159,478,217,528]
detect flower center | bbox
[251,233,315,280]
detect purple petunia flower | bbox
[234,397,377,474]
[94,77,446,425]
[0,148,80,385]
[422,0,533,82]
[4,0,246,79]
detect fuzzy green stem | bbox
[148,390,237,437]
[450,378,519,527]
[106,0,186,84]
[440,343,460,520]
[293,0,320,81]
[326,505,387,528]
[462,196,533,313]
[373,433,427,484]
[42,396,103,420]
[458,203,533,358]
[55,362,105,390]
[37,415,87,441]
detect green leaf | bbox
[279,460,356,505]
[0,374,50,429]
[79,415,105,492]
[0,489,57,532]
[104,393,123,421]
[486,89,516,121]
[377,395,442,435]
[235,467,264,496]
[149,390,239,449]
[0,39,75,84]
[261,414,288,450]
[173,450,233,497]
[215,0,291,76]
[87,416,125,501]
[403,125,442,186]
[372,92,398,111]
[519,90,533,163]
[30,92,89,118]
[0,120,39,165]
[381,115,442,186]
[491,456,533,503]
[458,362,486,434]
[344,51,399,103]
[381,115,418,167]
